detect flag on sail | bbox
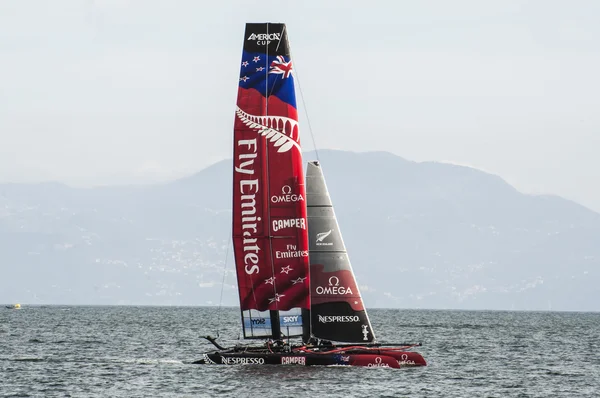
[238,52,297,109]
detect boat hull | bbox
[193,350,426,368]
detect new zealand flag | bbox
[238,51,297,109]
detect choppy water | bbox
[1,306,599,397]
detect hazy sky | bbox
[1,0,599,211]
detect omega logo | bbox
[367,356,389,367]
[271,185,304,203]
[315,276,352,295]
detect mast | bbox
[264,22,282,341]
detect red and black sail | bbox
[232,23,310,338]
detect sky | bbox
[1,0,599,212]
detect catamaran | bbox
[193,22,426,368]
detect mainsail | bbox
[306,161,376,343]
[232,23,310,339]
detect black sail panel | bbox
[306,161,376,343]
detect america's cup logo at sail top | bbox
[232,23,310,312]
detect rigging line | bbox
[216,235,232,336]
[267,24,286,98]
[275,24,285,52]
[287,38,319,163]
[294,65,319,163]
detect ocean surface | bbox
[1,306,599,397]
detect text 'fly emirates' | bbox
[235,139,261,275]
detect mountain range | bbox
[1,150,598,311]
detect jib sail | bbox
[306,161,376,343]
[232,23,311,339]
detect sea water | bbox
[1,306,599,397]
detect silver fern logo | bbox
[236,107,300,153]
[316,230,333,246]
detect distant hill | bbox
[1,150,599,311]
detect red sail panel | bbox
[232,23,310,312]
